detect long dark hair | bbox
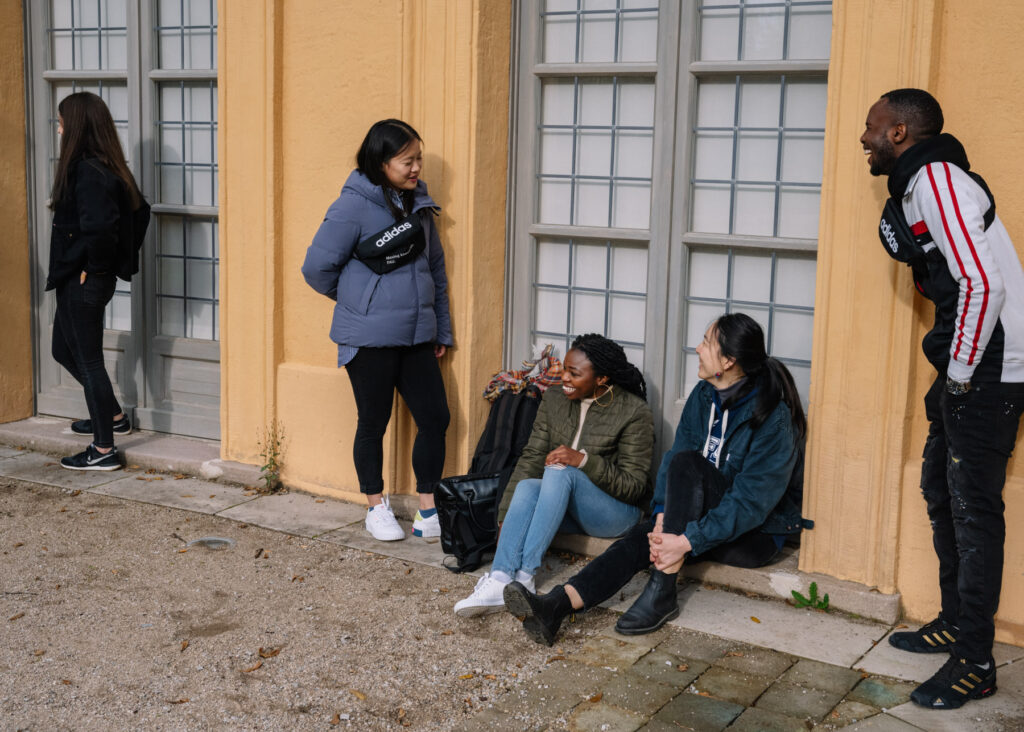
[713,313,806,439]
[50,91,142,209]
[356,118,422,220]
[570,334,647,401]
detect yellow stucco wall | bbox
[220,1,511,503]
[216,0,1024,645]
[805,0,1024,646]
[0,1,34,424]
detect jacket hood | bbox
[888,133,970,198]
[341,169,439,215]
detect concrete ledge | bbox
[0,417,263,488]
[551,534,900,625]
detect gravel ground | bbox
[0,476,609,731]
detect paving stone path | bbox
[458,623,918,731]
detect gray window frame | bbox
[23,0,221,439]
[666,1,828,417]
[507,0,829,443]
[506,0,680,415]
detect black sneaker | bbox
[71,415,132,435]
[889,617,958,653]
[911,654,997,709]
[60,444,123,471]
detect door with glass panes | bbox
[25,0,220,439]
[508,0,829,437]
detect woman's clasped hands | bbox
[648,513,692,571]
[544,444,584,469]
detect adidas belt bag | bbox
[353,213,426,275]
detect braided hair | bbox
[569,334,647,401]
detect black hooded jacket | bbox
[46,158,125,290]
[882,134,1004,381]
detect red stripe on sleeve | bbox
[943,163,989,364]
[926,164,973,362]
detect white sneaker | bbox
[412,510,440,538]
[454,572,510,617]
[365,497,405,541]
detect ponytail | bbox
[752,357,806,439]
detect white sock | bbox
[514,570,533,584]
[490,570,512,584]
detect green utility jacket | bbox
[497,385,654,522]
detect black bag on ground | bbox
[435,387,541,573]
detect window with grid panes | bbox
[41,0,219,341]
[681,0,829,407]
[528,0,660,370]
[47,1,134,331]
[29,0,221,438]
[154,0,219,341]
[509,0,830,423]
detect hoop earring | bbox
[593,384,614,407]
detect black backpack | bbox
[117,187,151,282]
[434,387,541,572]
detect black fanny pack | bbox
[354,213,426,275]
[879,171,995,264]
[878,197,928,263]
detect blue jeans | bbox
[492,466,642,577]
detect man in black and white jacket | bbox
[861,88,1024,710]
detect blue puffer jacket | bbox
[301,170,453,349]
[652,380,809,557]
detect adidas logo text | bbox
[880,218,899,254]
[375,221,413,248]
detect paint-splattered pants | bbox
[920,375,1024,662]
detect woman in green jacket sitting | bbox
[455,334,653,616]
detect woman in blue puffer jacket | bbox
[302,119,453,542]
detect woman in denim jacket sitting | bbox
[504,313,809,644]
[454,334,654,616]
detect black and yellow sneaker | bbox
[911,654,997,709]
[60,444,123,471]
[888,617,958,653]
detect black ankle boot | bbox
[614,570,680,635]
[503,582,573,647]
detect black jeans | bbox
[567,450,780,609]
[921,375,1024,662]
[52,274,122,449]
[345,343,450,494]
